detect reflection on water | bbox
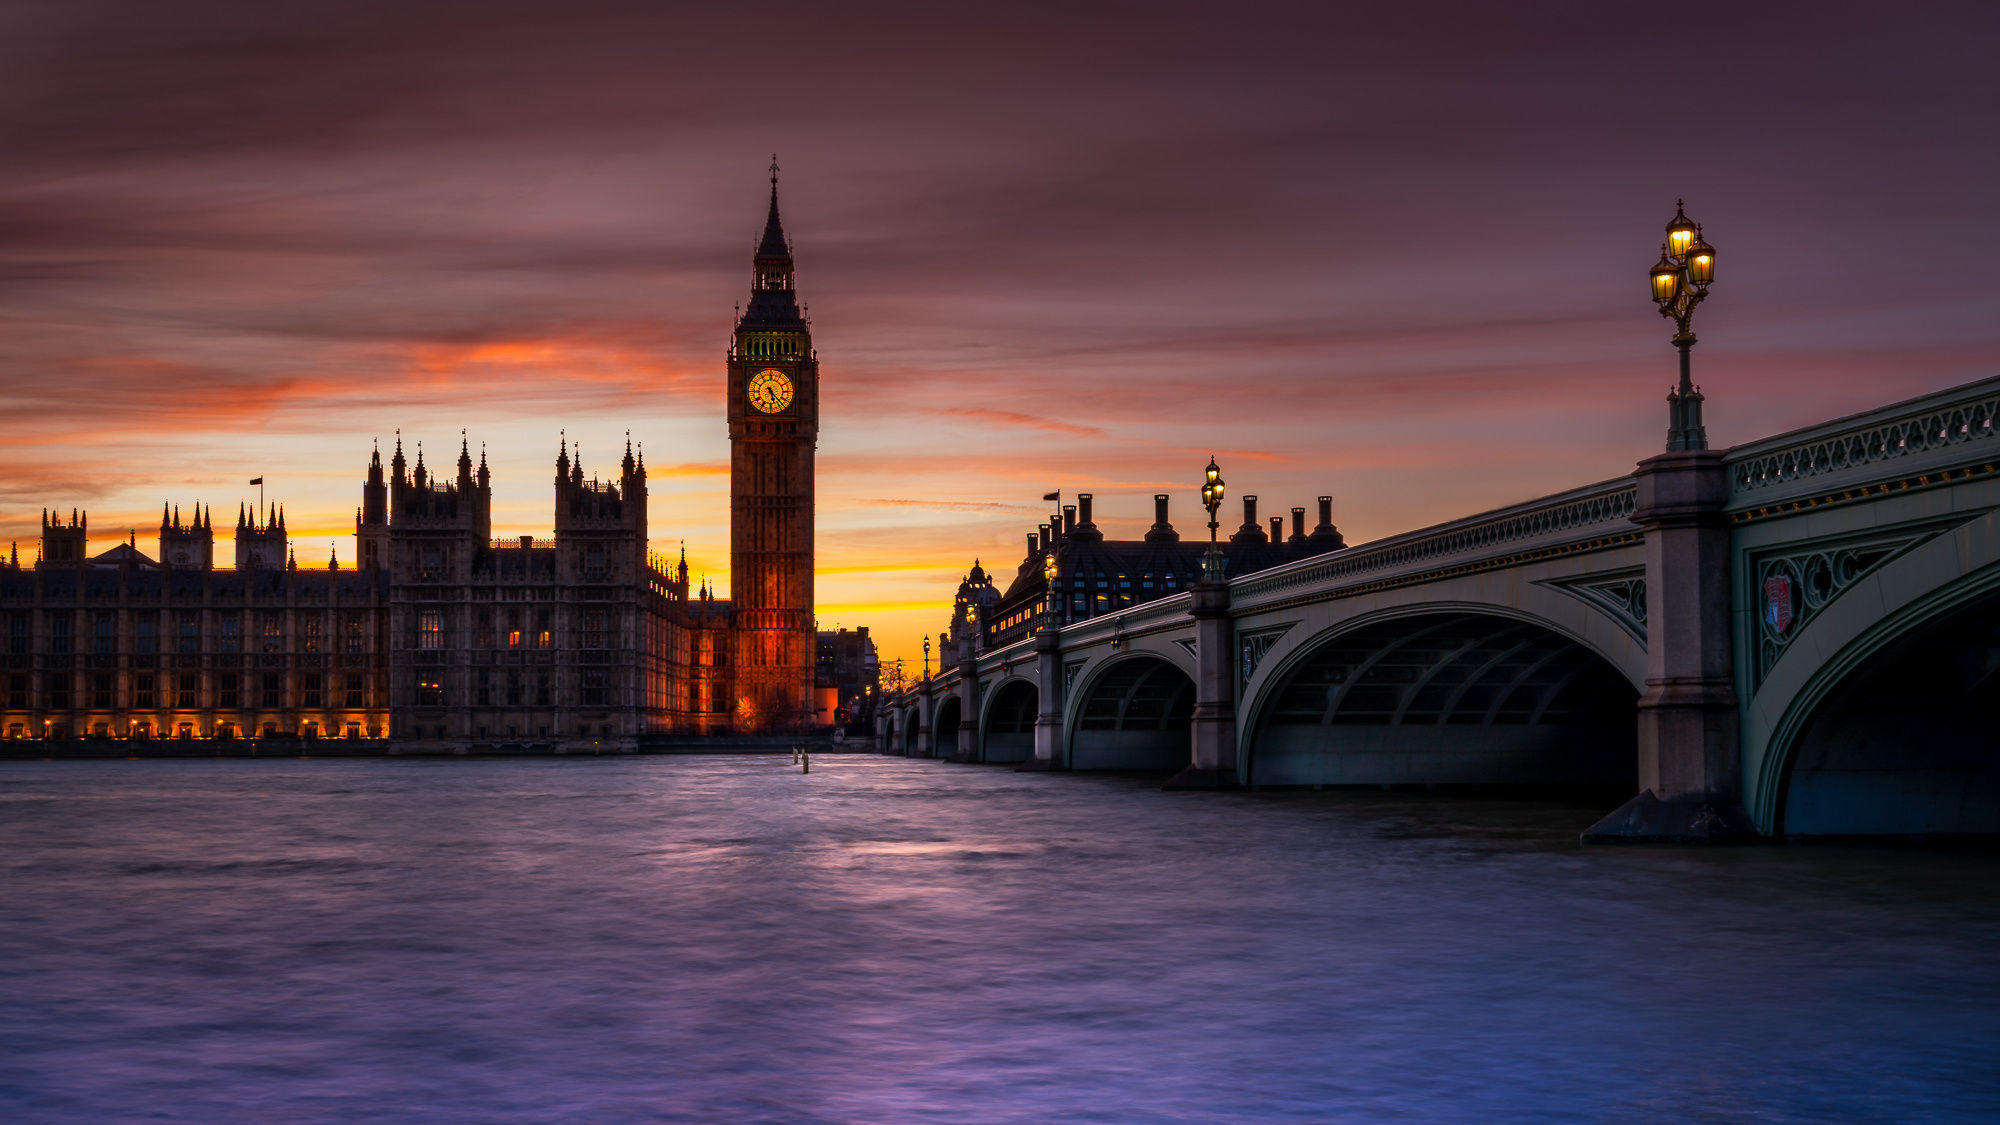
[2,756,1996,1123]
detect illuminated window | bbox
[303,616,322,654]
[344,614,365,653]
[417,677,445,707]
[261,613,280,653]
[419,611,443,650]
[507,630,523,648]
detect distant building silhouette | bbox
[947,493,1346,659]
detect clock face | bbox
[747,369,794,414]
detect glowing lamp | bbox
[1042,552,1058,585]
[1665,200,1696,253]
[1684,233,1715,286]
[1650,248,1681,304]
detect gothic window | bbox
[585,611,606,650]
[92,674,113,710]
[262,673,282,709]
[93,615,115,655]
[416,676,445,707]
[220,616,240,653]
[134,674,154,710]
[7,614,26,655]
[219,674,239,709]
[303,616,322,654]
[584,545,607,578]
[418,610,443,650]
[135,616,155,655]
[302,676,322,709]
[7,673,26,710]
[536,609,552,649]
[344,673,363,708]
[179,613,199,655]
[48,616,70,655]
[474,610,493,650]
[506,670,522,707]
[582,670,607,706]
[475,668,491,707]
[344,614,364,653]
[261,613,280,654]
[420,546,443,579]
[535,670,551,707]
[177,673,198,709]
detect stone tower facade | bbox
[726,165,818,731]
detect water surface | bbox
[2,757,1996,1122]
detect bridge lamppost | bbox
[1042,551,1060,630]
[1200,456,1226,581]
[1649,200,1718,451]
[922,635,930,681]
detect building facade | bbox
[0,180,823,748]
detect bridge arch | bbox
[978,677,1038,764]
[932,695,961,759]
[899,706,919,756]
[1065,652,1197,771]
[1751,511,2000,835]
[1241,606,1640,790]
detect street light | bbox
[1649,199,1719,451]
[1042,550,1060,630]
[1199,456,1226,581]
[922,635,931,680]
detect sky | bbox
[2,0,1997,669]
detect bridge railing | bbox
[1226,476,1639,611]
[1725,374,2000,507]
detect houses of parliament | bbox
[0,176,829,748]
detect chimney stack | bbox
[1025,533,1038,559]
[1146,493,1179,543]
[1232,495,1264,543]
[1290,507,1307,542]
[1078,493,1094,529]
[1062,505,1076,535]
[1271,516,1284,542]
[1309,495,1347,551]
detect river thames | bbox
[2,756,1996,1123]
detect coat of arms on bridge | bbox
[1763,574,1795,637]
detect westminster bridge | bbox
[877,374,2000,840]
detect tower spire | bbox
[757,154,789,262]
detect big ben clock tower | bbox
[727,161,818,730]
